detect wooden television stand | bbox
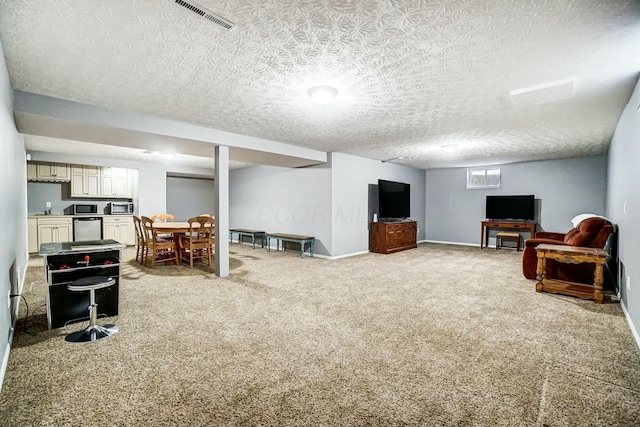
[370,221,417,254]
[481,220,536,249]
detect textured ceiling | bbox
[1,0,639,170]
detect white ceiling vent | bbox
[174,0,236,30]
[510,78,575,108]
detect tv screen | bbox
[486,195,535,221]
[378,179,410,219]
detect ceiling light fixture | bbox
[441,144,457,153]
[308,86,338,105]
[381,156,403,163]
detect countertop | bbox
[28,213,132,218]
[38,239,126,255]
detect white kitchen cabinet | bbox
[101,167,129,198]
[28,218,39,253]
[103,216,134,245]
[71,165,101,197]
[37,217,73,245]
[27,161,71,182]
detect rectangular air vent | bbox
[174,0,235,30]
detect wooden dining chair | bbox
[179,216,215,268]
[141,216,178,268]
[132,215,149,265]
[152,213,175,223]
[151,213,175,240]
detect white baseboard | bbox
[620,300,640,351]
[422,239,481,247]
[325,250,369,260]
[0,343,10,394]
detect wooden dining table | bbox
[151,221,196,234]
[150,222,214,261]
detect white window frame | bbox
[467,167,501,189]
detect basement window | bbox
[467,167,501,189]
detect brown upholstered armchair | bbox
[522,216,614,284]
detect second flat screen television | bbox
[486,195,535,221]
[378,179,410,220]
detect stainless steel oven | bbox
[108,202,134,215]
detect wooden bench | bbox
[267,233,315,258]
[229,229,266,249]
[496,231,521,251]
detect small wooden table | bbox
[535,244,608,303]
[267,233,315,258]
[229,229,266,249]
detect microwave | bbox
[109,202,134,215]
[73,204,98,215]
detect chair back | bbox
[186,216,215,244]
[563,217,614,248]
[141,216,156,243]
[133,215,145,243]
[152,213,175,223]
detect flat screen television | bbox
[486,195,535,221]
[378,179,410,220]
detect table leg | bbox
[535,251,545,292]
[593,261,604,304]
[267,236,271,252]
[300,241,304,259]
[251,234,256,249]
[311,240,314,257]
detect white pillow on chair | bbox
[570,213,614,228]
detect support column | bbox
[214,145,230,277]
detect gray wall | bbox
[425,156,607,246]
[607,77,640,344]
[0,40,28,390]
[331,152,426,256]
[229,161,333,255]
[166,176,216,221]
[229,152,426,257]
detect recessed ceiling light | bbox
[483,152,493,157]
[441,144,457,153]
[308,86,338,105]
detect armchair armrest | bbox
[534,231,566,241]
[524,237,566,248]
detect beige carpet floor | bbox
[1,243,639,426]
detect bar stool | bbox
[65,276,119,343]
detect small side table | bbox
[535,244,608,303]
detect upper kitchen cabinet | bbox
[70,165,101,197]
[70,165,133,198]
[101,167,131,198]
[27,161,71,182]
